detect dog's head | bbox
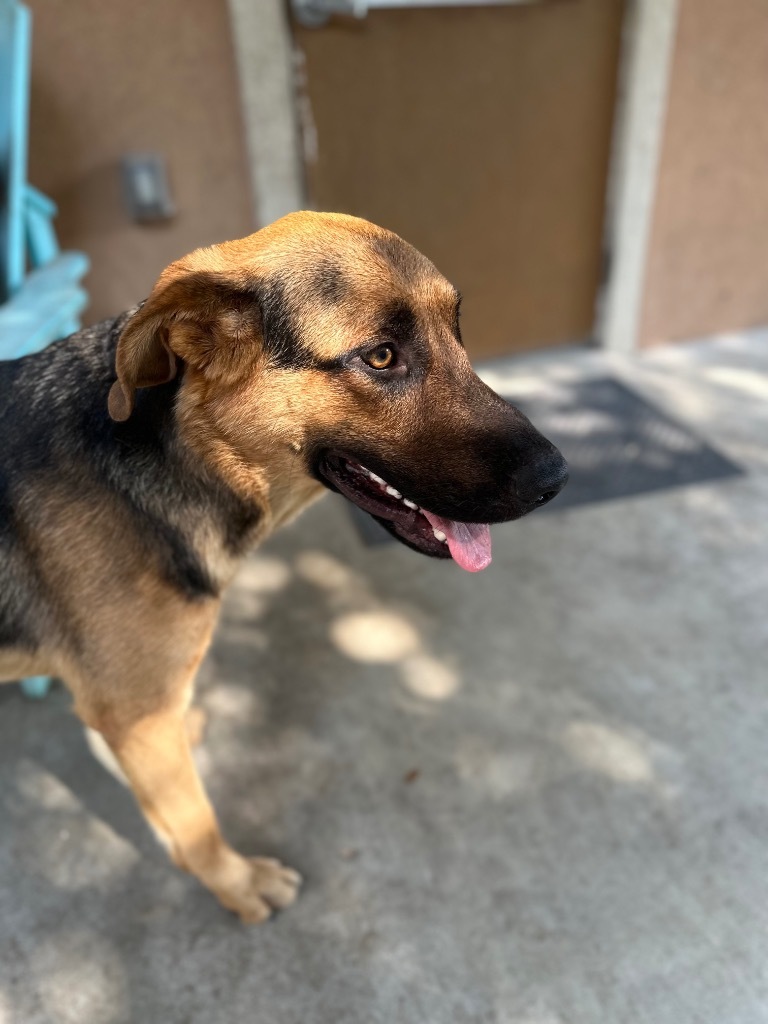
[109,212,567,571]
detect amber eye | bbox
[363,344,396,370]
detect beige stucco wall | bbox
[639,0,768,345]
[27,0,254,325]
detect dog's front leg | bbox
[99,707,301,922]
[59,578,300,921]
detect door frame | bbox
[227,0,680,353]
[226,0,305,225]
[598,0,680,352]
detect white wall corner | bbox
[227,0,306,227]
[598,0,680,352]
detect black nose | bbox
[514,450,569,509]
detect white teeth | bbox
[359,464,420,509]
[433,529,447,543]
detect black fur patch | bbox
[256,277,315,370]
[0,312,263,654]
[0,457,52,650]
[310,261,348,305]
[104,374,262,598]
[377,300,417,344]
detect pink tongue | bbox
[421,511,492,572]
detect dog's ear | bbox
[108,270,265,422]
[108,300,178,422]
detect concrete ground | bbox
[1,330,767,1024]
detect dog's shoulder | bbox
[1,308,261,616]
[0,311,130,453]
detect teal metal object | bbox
[1,247,89,356]
[0,0,29,301]
[20,676,52,699]
[25,184,60,266]
[1,0,90,699]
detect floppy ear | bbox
[108,301,178,422]
[108,268,270,422]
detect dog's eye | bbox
[363,344,396,370]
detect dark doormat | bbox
[504,375,743,512]
[348,375,744,543]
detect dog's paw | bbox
[216,857,302,924]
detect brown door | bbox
[293,0,624,359]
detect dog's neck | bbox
[173,368,326,537]
[99,313,324,598]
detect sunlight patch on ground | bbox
[11,761,139,890]
[400,654,460,700]
[298,550,464,701]
[295,550,363,591]
[703,365,768,401]
[35,933,127,1024]
[202,681,265,724]
[479,370,551,397]
[331,611,420,663]
[562,721,654,783]
[14,760,82,811]
[235,555,292,593]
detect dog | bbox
[0,212,567,922]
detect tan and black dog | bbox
[0,212,567,922]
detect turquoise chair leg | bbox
[21,675,52,698]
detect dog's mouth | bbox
[317,452,492,572]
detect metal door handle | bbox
[292,0,363,28]
[292,0,539,28]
